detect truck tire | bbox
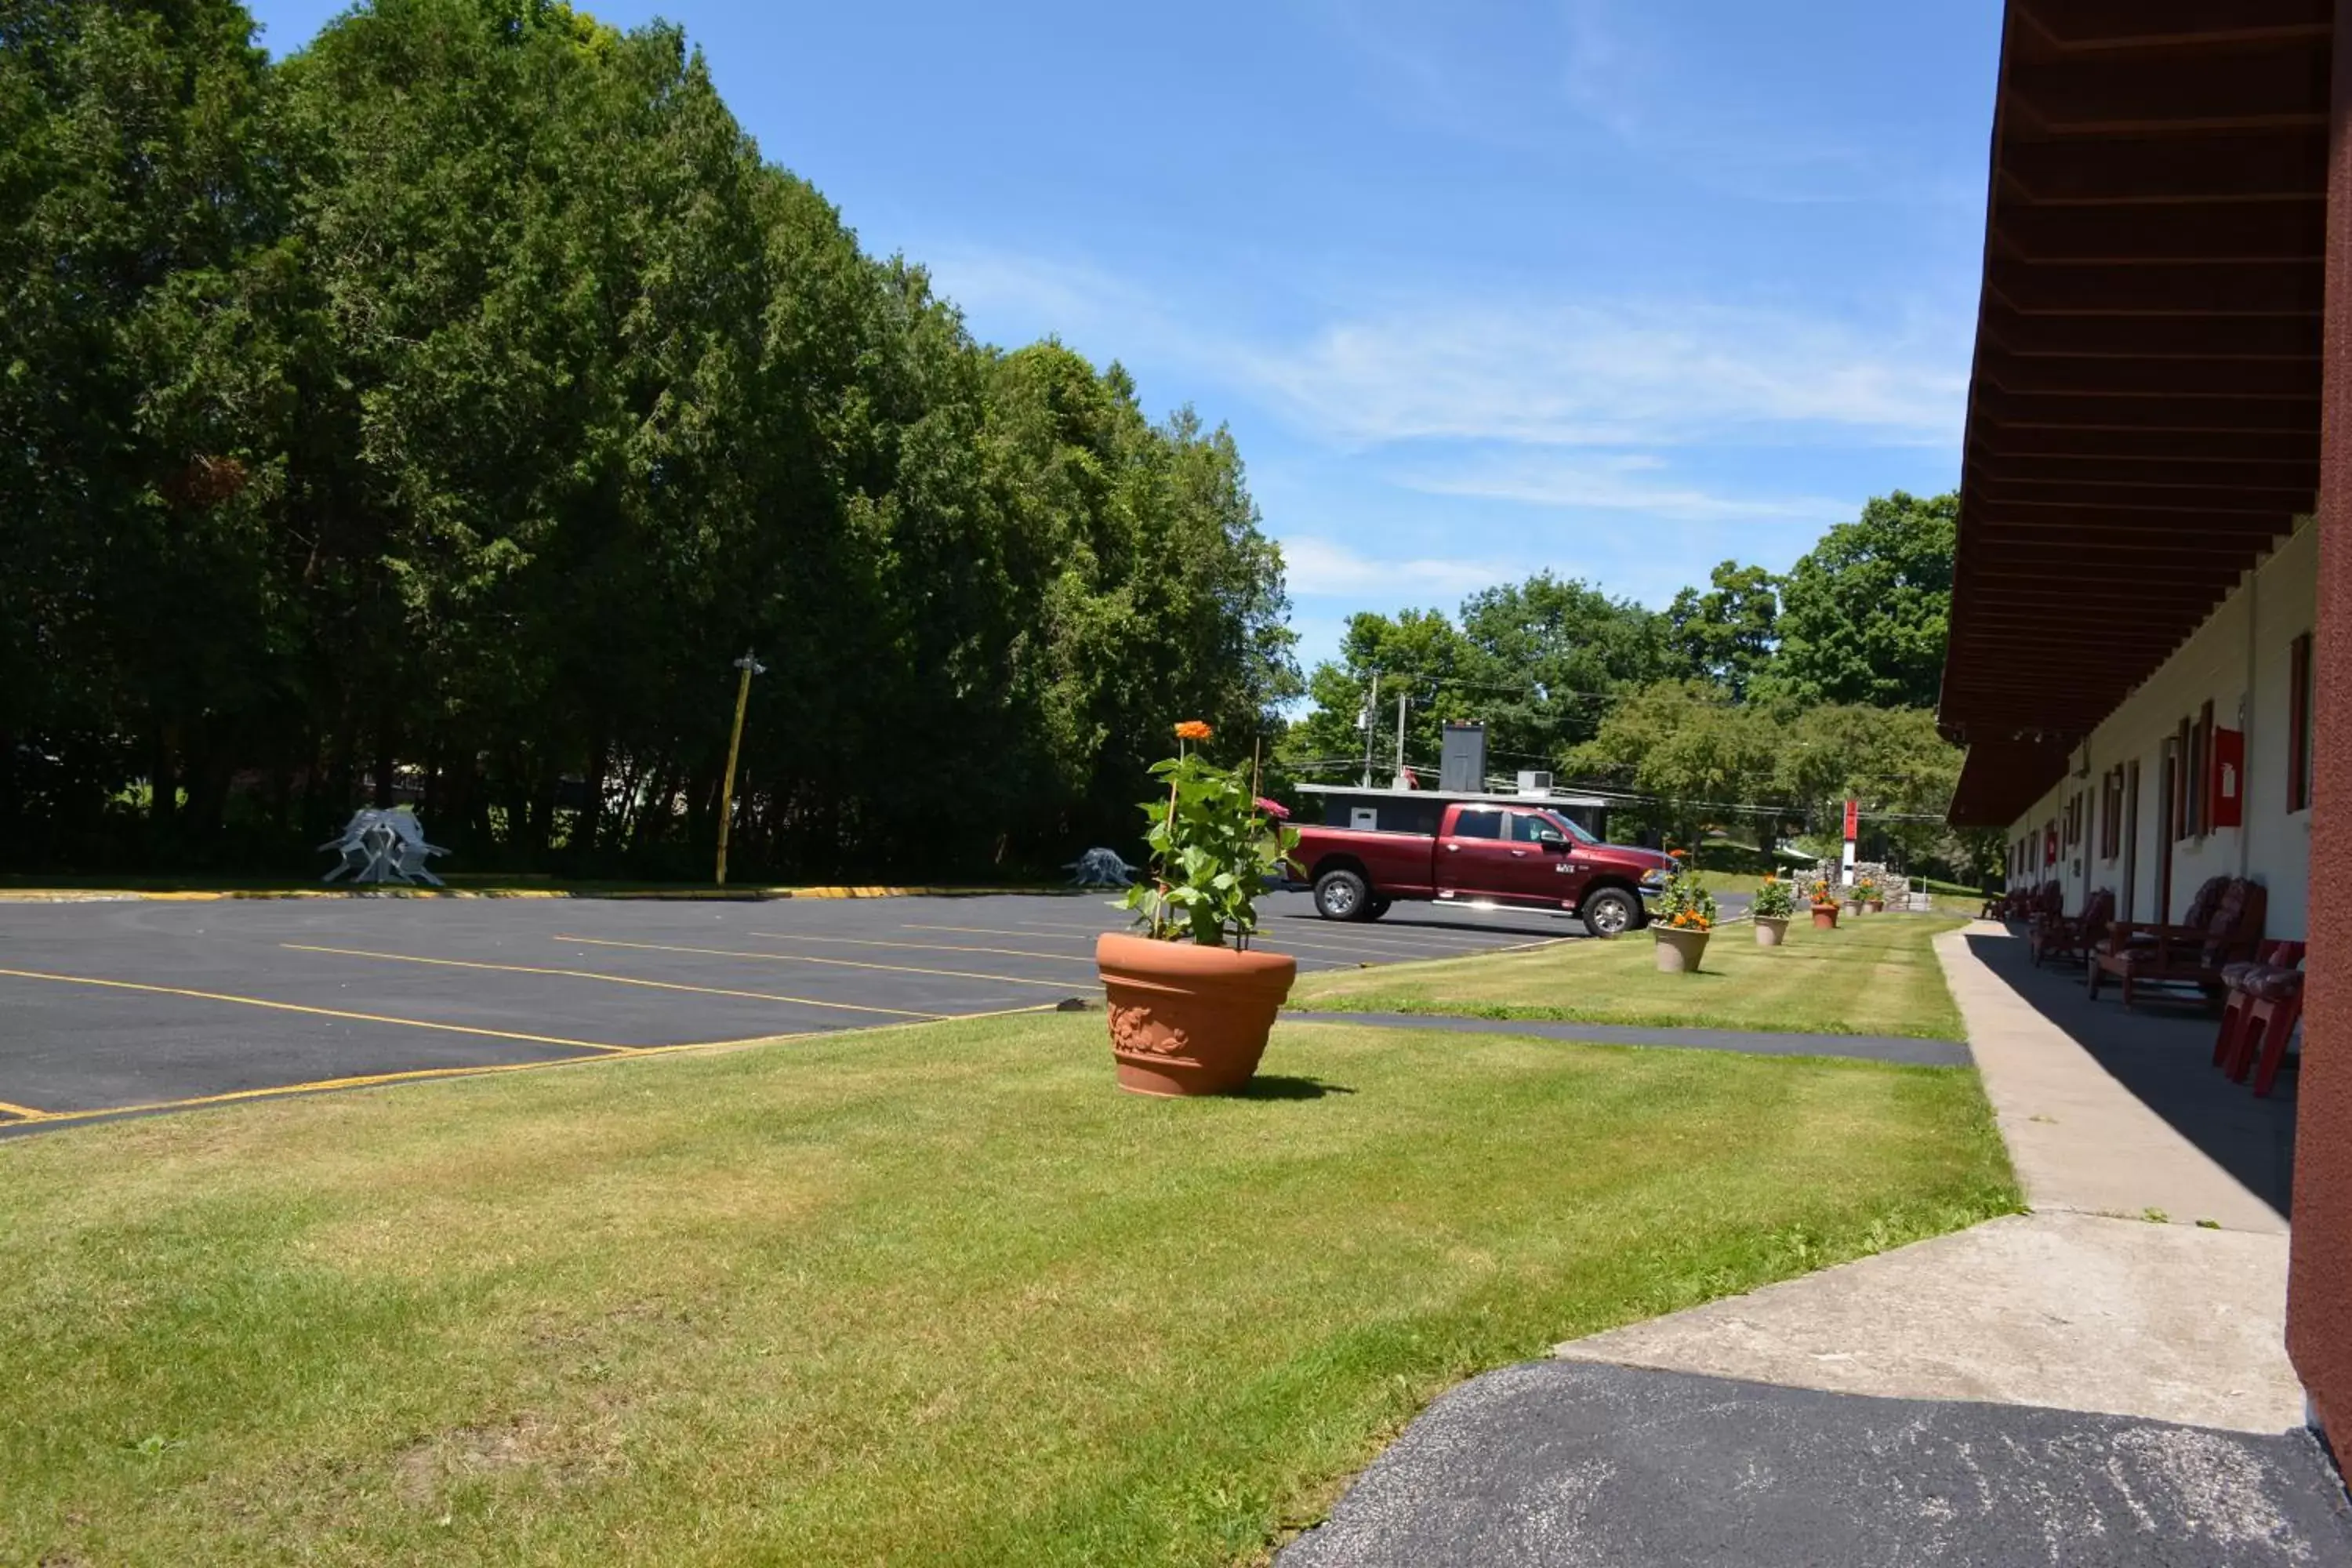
[1582,886,1639,939]
[1367,898,1392,920]
[1314,869,1372,921]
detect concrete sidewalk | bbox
[1938,924,2290,1232]
[1544,923,2299,1429]
[1280,922,2339,1565]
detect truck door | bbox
[1499,809,1580,905]
[1436,805,1513,900]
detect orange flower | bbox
[1174,720,1213,741]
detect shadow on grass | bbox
[1234,1075,1356,1101]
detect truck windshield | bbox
[1546,813,1599,845]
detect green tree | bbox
[1279,608,1468,786]
[1565,681,1780,848]
[0,0,281,855]
[1454,573,1670,763]
[0,0,1298,882]
[1666,561,1779,699]
[1762,492,1956,710]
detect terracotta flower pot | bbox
[1095,932,1298,1097]
[1653,926,1710,973]
[1811,903,1840,930]
[1754,915,1789,947]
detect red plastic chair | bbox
[2214,941,2303,1071]
[2224,961,2307,1098]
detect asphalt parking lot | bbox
[0,891,1578,1133]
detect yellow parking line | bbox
[281,945,945,1019]
[0,1098,51,1121]
[746,931,1096,965]
[896,921,1364,970]
[9,1000,1088,1131]
[553,935,1098,991]
[982,916,1505,955]
[0,966,636,1054]
[902,921,1117,942]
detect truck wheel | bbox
[1582,887,1639,939]
[1366,898,1392,921]
[1314,869,1371,921]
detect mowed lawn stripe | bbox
[1288,915,1969,1040]
[0,1011,2017,1566]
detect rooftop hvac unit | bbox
[1440,721,1487,794]
[1516,771,1553,795]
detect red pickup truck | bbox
[1292,793,1675,938]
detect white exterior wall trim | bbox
[2000,519,2317,940]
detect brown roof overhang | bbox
[1940,0,2328,826]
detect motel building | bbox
[1938,2,2350,1457]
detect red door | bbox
[1497,809,1577,905]
[1436,805,1515,900]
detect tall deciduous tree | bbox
[0,0,1298,880]
[1666,561,1780,699]
[1762,491,1956,710]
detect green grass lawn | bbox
[0,1011,2014,1566]
[1293,913,1969,1040]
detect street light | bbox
[714,650,765,886]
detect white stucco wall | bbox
[2000,519,2315,939]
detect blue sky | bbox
[245,0,2001,674]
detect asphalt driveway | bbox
[0,890,1575,1131]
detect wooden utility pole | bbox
[714,650,765,886]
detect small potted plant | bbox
[1096,721,1301,1096]
[1752,873,1795,947]
[1650,854,1718,973]
[1853,876,1881,914]
[1809,877,1840,930]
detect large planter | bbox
[1653,926,1710,973]
[1811,903,1841,931]
[1095,932,1298,1097]
[1755,916,1789,948]
[1864,899,1886,914]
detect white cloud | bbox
[1236,300,1967,452]
[1393,452,1849,522]
[922,245,1965,456]
[1280,536,1514,600]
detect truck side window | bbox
[1452,808,1503,840]
[1509,812,1557,843]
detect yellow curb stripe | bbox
[0,967,636,1054]
[280,945,946,1019]
[0,1099,52,1121]
[553,935,1098,992]
[747,931,1098,965]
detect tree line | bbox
[1,0,1297,878]
[1277,492,1994,879]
